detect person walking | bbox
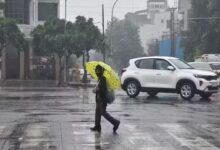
[90,65,120,133]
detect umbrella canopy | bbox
[86,61,121,90]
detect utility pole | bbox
[169,8,176,57]
[110,0,119,63]
[102,4,105,62]
[65,0,67,23]
[63,0,67,83]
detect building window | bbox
[38,3,58,21]
[151,4,155,9]
[5,0,30,24]
[0,11,3,17]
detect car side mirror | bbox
[167,66,175,71]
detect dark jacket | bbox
[96,76,107,103]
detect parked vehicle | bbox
[188,62,220,76]
[199,54,220,62]
[121,56,220,100]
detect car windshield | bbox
[209,63,220,70]
[170,59,194,69]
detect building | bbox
[178,0,192,31]
[0,0,4,17]
[1,0,60,80]
[5,0,59,25]
[4,0,59,38]
[147,0,168,11]
[126,0,178,54]
[126,0,182,56]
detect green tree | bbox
[182,0,220,61]
[74,16,102,82]
[203,0,220,53]
[31,17,102,83]
[106,19,145,71]
[32,19,70,83]
[0,18,26,54]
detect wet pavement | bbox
[0,86,220,150]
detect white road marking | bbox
[72,123,92,136]
[128,134,158,145]
[159,124,220,150]
[72,123,109,147]
[124,124,137,132]
[124,124,172,150]
[72,124,92,127]
[20,124,54,149]
[0,126,5,134]
[201,124,220,135]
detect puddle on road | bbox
[7,123,28,150]
[7,123,56,150]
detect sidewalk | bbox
[68,81,96,87]
[0,80,96,87]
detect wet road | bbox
[0,86,220,150]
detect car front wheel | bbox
[126,80,140,98]
[179,82,195,100]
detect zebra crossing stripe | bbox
[159,124,220,150]
[0,126,5,134]
[72,123,92,136]
[201,124,220,135]
[72,123,110,147]
[124,124,171,150]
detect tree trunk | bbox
[58,56,62,86]
[82,51,88,83]
[66,55,69,82]
[86,50,90,62]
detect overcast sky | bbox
[60,0,176,29]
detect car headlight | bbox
[194,74,204,78]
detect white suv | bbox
[121,56,220,100]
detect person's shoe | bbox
[113,121,120,133]
[90,127,101,132]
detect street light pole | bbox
[169,7,176,57]
[110,0,119,63]
[65,0,67,23]
[64,0,67,83]
[102,4,105,62]
[111,0,119,23]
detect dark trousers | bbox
[95,101,119,128]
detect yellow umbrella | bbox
[86,61,121,90]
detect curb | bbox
[68,82,96,88]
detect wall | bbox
[0,0,4,17]
[159,36,184,59]
[139,10,170,53]
[178,0,192,31]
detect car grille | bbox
[208,86,219,91]
[202,75,219,81]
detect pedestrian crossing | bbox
[0,126,5,134]
[71,123,220,150]
[0,124,56,150]
[159,124,220,150]
[0,126,5,137]
[0,123,220,150]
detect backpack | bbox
[105,88,115,104]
